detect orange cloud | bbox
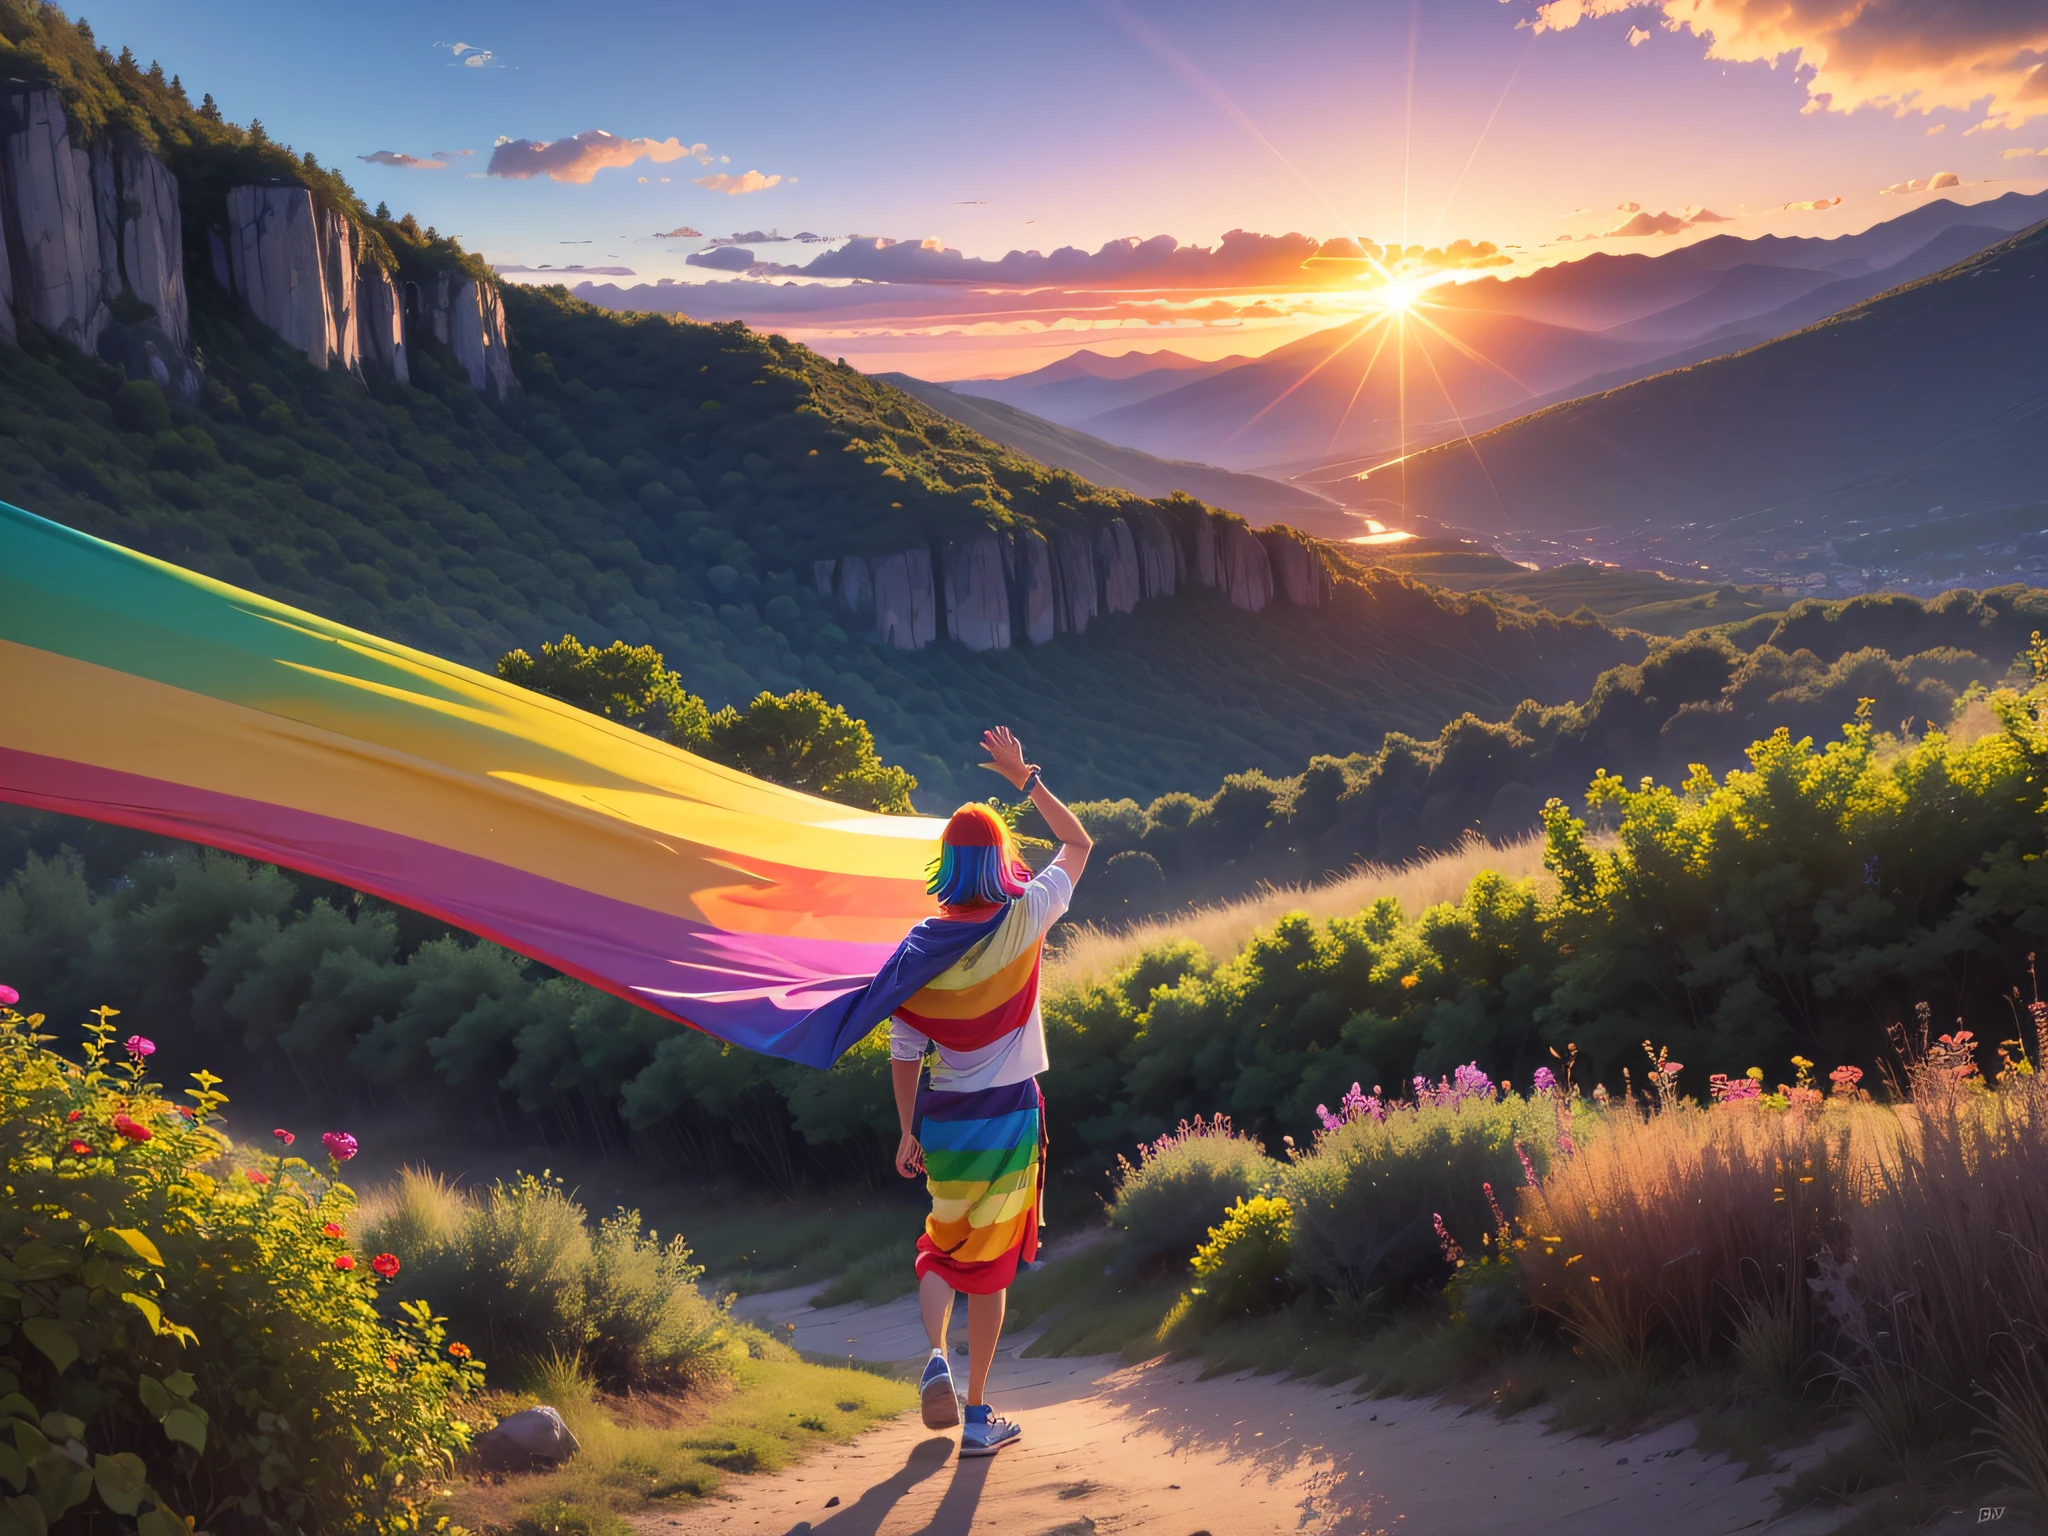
[1601,204,1732,235]
[1878,170,1962,194]
[697,170,783,195]
[487,131,708,184]
[1781,195,1844,210]
[1523,1,2048,127]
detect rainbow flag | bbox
[0,501,984,1067]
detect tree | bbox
[497,640,916,812]
[708,690,916,813]
[498,635,712,750]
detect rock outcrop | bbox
[0,83,194,390]
[359,266,407,384]
[224,185,364,373]
[405,271,514,399]
[814,513,1327,652]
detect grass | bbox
[1046,831,1548,988]
[444,1343,913,1534]
[677,1200,927,1301]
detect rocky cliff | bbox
[813,511,1331,652]
[224,185,363,373]
[405,271,514,399]
[0,82,194,392]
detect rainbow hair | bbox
[926,803,1031,907]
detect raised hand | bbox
[979,726,1031,790]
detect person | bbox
[890,725,1092,1457]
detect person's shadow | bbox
[790,1435,989,1536]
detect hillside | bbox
[1380,220,2048,579]
[876,371,1353,534]
[0,1,1648,810]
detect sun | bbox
[1372,273,1430,315]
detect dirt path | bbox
[646,1284,1852,1536]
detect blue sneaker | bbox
[959,1403,1020,1457]
[920,1351,959,1429]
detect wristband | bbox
[1022,768,1043,795]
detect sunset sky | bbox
[91,0,2048,376]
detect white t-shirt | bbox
[888,864,1073,1093]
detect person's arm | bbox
[981,725,1092,884]
[892,1057,924,1178]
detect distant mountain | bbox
[1380,220,2048,565]
[877,374,1354,534]
[952,348,1250,425]
[1080,308,1660,469]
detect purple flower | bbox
[124,1035,156,1058]
[1532,1066,1559,1095]
[1516,1139,1538,1187]
[321,1131,359,1162]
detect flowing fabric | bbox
[913,1076,1044,1294]
[0,500,989,1068]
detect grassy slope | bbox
[1391,219,2048,536]
[1349,551,1791,637]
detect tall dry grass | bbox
[1047,832,1548,988]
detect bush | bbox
[365,1171,739,1393]
[1284,1081,1554,1301]
[1108,1116,1279,1271]
[0,994,481,1535]
[1188,1195,1294,1317]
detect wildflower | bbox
[1532,1066,1559,1096]
[66,1109,82,1122]
[321,1131,358,1162]
[273,1128,295,1146]
[110,1113,152,1143]
[1400,974,1419,990]
[448,1342,472,1360]
[176,1106,194,1120]
[1515,1139,1538,1187]
[321,1222,344,1239]
[0,984,17,1006]
[1432,1212,1464,1265]
[69,1140,92,1156]
[246,1169,270,1186]
[124,1035,155,1058]
[371,1253,400,1278]
[1829,1064,1865,1097]
[334,1254,356,1272]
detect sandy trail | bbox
[644,1283,1850,1536]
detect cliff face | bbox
[0,83,194,392]
[224,185,363,373]
[812,512,1330,652]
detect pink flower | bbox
[321,1222,345,1239]
[371,1253,400,1278]
[321,1131,358,1162]
[0,984,18,1007]
[123,1036,155,1058]
[334,1254,356,1272]
[110,1113,152,1143]
[273,1128,295,1146]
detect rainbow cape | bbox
[0,501,997,1068]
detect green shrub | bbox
[1283,1090,1552,1300]
[366,1172,739,1393]
[0,996,482,1535]
[1188,1195,1294,1317]
[1109,1115,1279,1271]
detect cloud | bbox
[493,264,636,276]
[1521,1,2048,128]
[1781,195,1844,210]
[487,131,709,184]
[696,170,783,195]
[1878,169,1962,193]
[432,149,475,160]
[1616,200,1643,212]
[435,41,500,69]
[359,150,447,170]
[1626,25,1651,45]
[2001,145,2048,157]
[1927,122,1946,134]
[654,226,705,238]
[686,247,763,272]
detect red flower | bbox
[66,1109,82,1123]
[69,1140,92,1156]
[448,1342,471,1359]
[111,1114,153,1143]
[334,1254,356,1272]
[177,1106,194,1120]
[273,1128,295,1146]
[371,1253,400,1278]
[246,1169,271,1186]
[321,1222,344,1239]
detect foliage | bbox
[496,636,916,811]
[1186,1195,1294,1318]
[0,997,481,1535]
[362,1171,741,1394]
[1106,1116,1279,1272]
